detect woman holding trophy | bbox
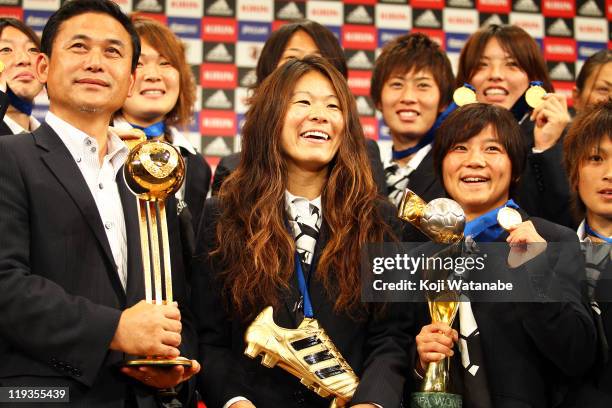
[412,103,596,407]
[192,56,412,408]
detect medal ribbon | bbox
[129,121,166,139]
[295,252,314,318]
[392,100,459,161]
[464,199,520,243]
[7,86,33,116]
[510,81,544,122]
[585,221,612,243]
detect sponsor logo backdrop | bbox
[2,0,609,165]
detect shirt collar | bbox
[285,190,322,216]
[385,143,432,172]
[3,114,40,134]
[46,111,129,175]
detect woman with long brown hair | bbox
[192,56,412,408]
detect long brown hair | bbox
[456,25,553,93]
[215,56,388,320]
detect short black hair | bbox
[433,103,527,198]
[0,18,41,49]
[255,20,347,88]
[41,0,140,72]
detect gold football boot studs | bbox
[244,306,359,407]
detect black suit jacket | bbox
[177,145,212,235]
[0,123,197,407]
[405,149,446,204]
[517,119,574,229]
[192,198,413,408]
[211,139,387,196]
[407,215,596,408]
[0,90,13,136]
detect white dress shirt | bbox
[46,111,130,288]
[3,114,41,134]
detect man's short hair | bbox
[41,0,140,72]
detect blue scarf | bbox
[7,86,33,116]
[464,200,520,243]
[129,121,166,139]
[585,221,612,243]
[391,101,459,161]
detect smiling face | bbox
[379,68,441,148]
[442,124,512,220]
[574,62,612,112]
[278,30,320,68]
[470,38,530,110]
[36,12,134,118]
[578,136,612,224]
[0,26,43,101]
[281,70,344,174]
[121,39,180,126]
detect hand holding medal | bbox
[497,208,547,267]
[527,81,571,151]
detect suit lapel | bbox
[118,172,145,304]
[35,124,125,298]
[407,150,437,198]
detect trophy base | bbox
[123,357,193,367]
[411,392,462,408]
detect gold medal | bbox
[525,84,546,108]
[497,207,523,231]
[452,84,477,106]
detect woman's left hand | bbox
[531,93,570,151]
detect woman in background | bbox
[0,18,44,135]
[573,49,611,113]
[562,100,612,407]
[114,16,211,239]
[370,32,454,207]
[456,24,573,228]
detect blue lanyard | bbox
[391,101,459,161]
[585,221,612,243]
[465,200,520,243]
[129,121,166,139]
[7,86,33,116]
[510,81,543,122]
[295,252,314,318]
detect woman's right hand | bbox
[415,322,458,373]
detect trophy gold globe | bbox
[123,139,191,367]
[398,189,464,408]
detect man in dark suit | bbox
[0,1,199,406]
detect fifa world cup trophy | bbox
[398,189,465,408]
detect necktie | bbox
[385,162,415,207]
[286,196,321,269]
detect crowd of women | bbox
[0,11,610,408]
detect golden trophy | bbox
[122,137,191,367]
[244,306,358,408]
[398,189,465,408]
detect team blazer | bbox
[407,212,597,408]
[192,197,414,408]
[0,123,197,407]
[211,139,387,197]
[403,148,446,204]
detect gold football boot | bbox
[244,306,359,407]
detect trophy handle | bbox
[422,358,450,392]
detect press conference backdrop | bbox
[2,0,610,167]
